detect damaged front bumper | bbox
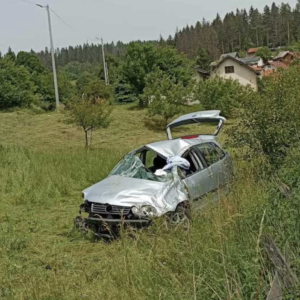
[84,217,151,227]
[75,202,152,238]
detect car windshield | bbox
[110,154,168,182]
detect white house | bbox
[211,56,259,91]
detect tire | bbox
[169,202,191,226]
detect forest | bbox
[35,1,300,68]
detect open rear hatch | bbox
[166,110,226,140]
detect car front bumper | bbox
[84,217,151,228]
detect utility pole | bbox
[46,5,60,110]
[37,4,60,110]
[101,38,109,85]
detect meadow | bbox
[0,105,286,299]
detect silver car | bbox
[76,111,233,238]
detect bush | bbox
[228,64,300,168]
[196,77,251,117]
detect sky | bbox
[0,0,298,53]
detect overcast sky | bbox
[0,0,297,53]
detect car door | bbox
[182,148,214,200]
[194,143,224,192]
[210,142,234,185]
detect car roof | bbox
[146,136,215,158]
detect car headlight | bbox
[131,206,139,215]
[131,205,158,217]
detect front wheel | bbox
[168,202,191,227]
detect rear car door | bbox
[195,142,232,190]
[211,142,234,185]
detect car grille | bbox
[91,203,131,216]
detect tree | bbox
[66,99,113,148]
[121,43,192,106]
[0,57,38,110]
[121,42,158,100]
[143,71,191,126]
[81,80,113,103]
[114,81,137,103]
[5,47,16,61]
[16,51,46,74]
[195,48,211,70]
[76,72,97,96]
[256,47,272,63]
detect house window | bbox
[225,66,234,74]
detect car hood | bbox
[82,172,189,217]
[83,175,165,207]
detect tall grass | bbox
[0,144,270,300]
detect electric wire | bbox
[49,8,78,33]
[19,0,38,6]
[14,0,102,45]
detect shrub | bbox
[196,77,251,117]
[227,64,300,168]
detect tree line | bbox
[37,41,155,68]
[172,1,300,60]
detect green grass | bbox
[0,105,275,299]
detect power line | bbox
[49,8,77,33]
[19,0,38,6]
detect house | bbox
[262,61,288,76]
[219,52,239,61]
[193,67,210,83]
[247,48,258,57]
[273,51,294,65]
[211,56,259,91]
[239,56,264,67]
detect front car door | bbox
[182,148,214,200]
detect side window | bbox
[212,143,226,160]
[197,143,220,166]
[183,151,199,175]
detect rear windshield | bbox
[170,121,220,140]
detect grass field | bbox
[0,105,273,300]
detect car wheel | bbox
[169,202,191,227]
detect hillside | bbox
[0,103,299,299]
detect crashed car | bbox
[76,111,233,238]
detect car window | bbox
[182,150,203,176]
[196,143,220,166]
[212,143,226,160]
[137,149,167,171]
[144,150,159,168]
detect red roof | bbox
[248,48,258,54]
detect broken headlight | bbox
[131,205,158,218]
